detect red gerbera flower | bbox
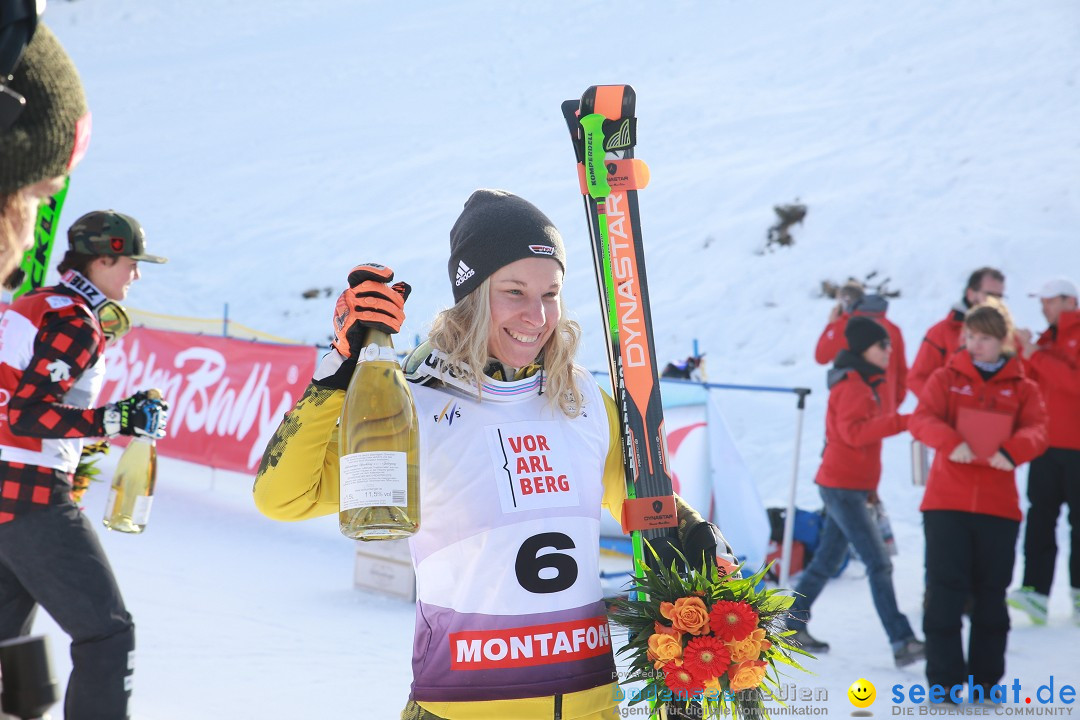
[683,635,732,680]
[662,660,706,699]
[708,600,759,641]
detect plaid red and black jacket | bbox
[0,271,109,523]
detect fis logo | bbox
[528,245,555,256]
[455,260,475,287]
[434,401,462,425]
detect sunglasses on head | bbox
[0,83,24,132]
[0,1,40,133]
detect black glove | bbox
[675,494,735,573]
[682,521,723,572]
[103,392,169,439]
[648,525,724,571]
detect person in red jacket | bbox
[908,267,1005,400]
[1008,278,1080,625]
[910,300,1048,702]
[789,316,923,666]
[815,282,907,412]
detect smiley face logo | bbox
[848,678,876,709]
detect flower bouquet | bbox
[609,547,810,719]
[72,440,110,505]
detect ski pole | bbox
[779,388,811,588]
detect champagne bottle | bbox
[338,329,420,541]
[103,390,161,534]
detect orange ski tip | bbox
[593,85,625,121]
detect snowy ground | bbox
[30,453,1080,719]
[11,0,1080,717]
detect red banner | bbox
[100,328,317,474]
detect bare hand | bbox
[988,451,1015,471]
[1015,328,1041,358]
[949,442,975,464]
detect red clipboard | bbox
[956,406,1013,464]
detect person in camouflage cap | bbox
[66,210,168,264]
[0,206,169,719]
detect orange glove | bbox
[331,263,411,357]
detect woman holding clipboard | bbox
[910,300,1048,702]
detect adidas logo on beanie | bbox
[447,189,566,303]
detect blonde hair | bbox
[428,277,585,417]
[0,192,32,283]
[965,298,1016,354]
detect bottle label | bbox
[340,451,408,509]
[105,488,119,514]
[132,495,153,525]
[356,343,398,364]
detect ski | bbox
[13,176,70,299]
[561,85,676,582]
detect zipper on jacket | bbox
[554,693,562,720]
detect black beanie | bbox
[845,316,889,355]
[448,189,566,303]
[0,25,90,195]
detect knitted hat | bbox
[0,25,90,195]
[845,316,889,355]
[447,189,566,303]
[68,210,167,263]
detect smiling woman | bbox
[254,188,729,720]
[428,189,582,416]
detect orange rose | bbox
[647,632,683,669]
[654,621,682,639]
[702,677,723,701]
[659,596,711,636]
[726,627,772,663]
[727,660,768,692]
